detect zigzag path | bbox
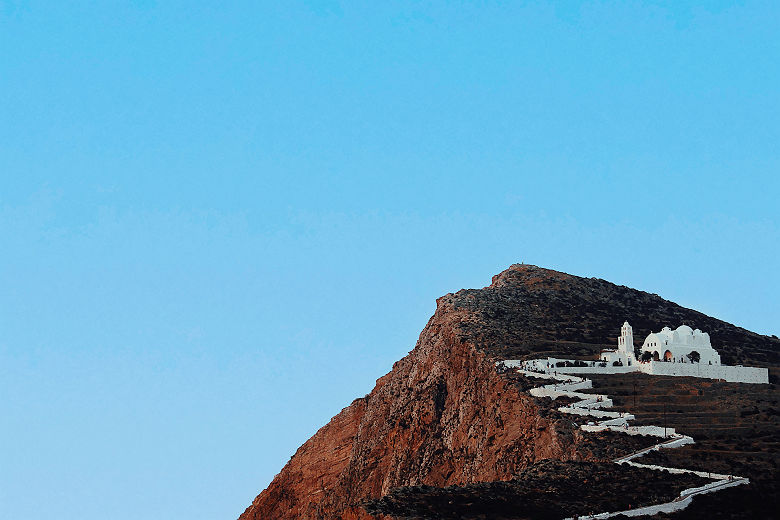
[505,359,749,519]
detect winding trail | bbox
[504,359,749,519]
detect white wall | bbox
[547,364,638,375]
[641,361,768,383]
[502,357,768,383]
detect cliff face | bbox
[240,286,585,520]
[239,265,779,519]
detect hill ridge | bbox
[238,265,779,519]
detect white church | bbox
[602,322,721,366]
[595,322,767,383]
[641,325,721,365]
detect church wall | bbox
[641,361,768,383]
[520,357,768,383]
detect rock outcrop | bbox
[240,288,585,519]
[238,265,779,519]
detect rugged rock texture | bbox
[240,291,588,519]
[239,265,779,519]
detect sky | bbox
[1,1,778,519]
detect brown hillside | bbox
[238,265,779,519]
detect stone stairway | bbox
[506,359,749,519]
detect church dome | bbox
[675,325,694,336]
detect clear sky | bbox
[1,1,778,519]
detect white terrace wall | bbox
[502,357,768,383]
[641,361,768,384]
[551,365,637,375]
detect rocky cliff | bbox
[240,286,586,519]
[238,265,779,519]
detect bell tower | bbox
[618,321,634,355]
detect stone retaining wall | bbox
[512,357,769,384]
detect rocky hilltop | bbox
[239,265,779,519]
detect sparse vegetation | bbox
[687,350,701,363]
[363,461,708,520]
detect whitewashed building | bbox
[581,322,767,383]
[640,325,721,365]
[601,321,637,366]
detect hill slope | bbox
[238,265,779,519]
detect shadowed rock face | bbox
[238,265,779,520]
[362,460,709,520]
[454,265,779,370]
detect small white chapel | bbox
[641,325,721,365]
[527,321,768,383]
[601,322,722,366]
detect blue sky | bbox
[1,1,778,519]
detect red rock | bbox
[239,264,779,519]
[239,291,586,519]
